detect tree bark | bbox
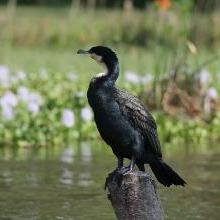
[106,170,164,220]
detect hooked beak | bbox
[77,49,90,55]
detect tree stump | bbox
[105,170,164,220]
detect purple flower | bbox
[1,105,15,120]
[27,102,40,114]
[81,107,93,121]
[207,87,218,99]
[17,86,29,102]
[0,65,10,87]
[28,92,43,106]
[0,91,18,107]
[0,91,17,120]
[198,69,210,86]
[17,87,43,115]
[204,87,218,113]
[124,71,141,84]
[61,109,75,128]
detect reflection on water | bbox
[60,147,74,164]
[80,142,92,163]
[78,172,93,187]
[0,141,219,220]
[60,168,73,185]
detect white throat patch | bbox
[90,53,108,79]
[90,53,102,63]
[95,72,107,78]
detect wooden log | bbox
[105,170,164,220]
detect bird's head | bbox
[77,46,118,71]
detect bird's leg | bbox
[105,157,124,188]
[117,157,124,170]
[136,161,145,172]
[120,156,136,175]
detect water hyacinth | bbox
[17,86,29,102]
[0,91,18,108]
[0,91,18,120]
[198,69,210,86]
[125,71,153,85]
[0,65,10,87]
[124,71,141,84]
[61,109,75,128]
[0,61,218,147]
[11,70,27,84]
[27,102,40,114]
[206,87,218,99]
[1,105,15,120]
[17,87,43,114]
[0,67,26,86]
[204,87,218,114]
[81,107,93,122]
[0,65,9,75]
[28,92,43,106]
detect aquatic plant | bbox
[0,64,219,147]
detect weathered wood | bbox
[106,170,164,220]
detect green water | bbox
[0,141,219,220]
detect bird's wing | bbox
[113,88,162,157]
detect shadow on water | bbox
[0,140,219,220]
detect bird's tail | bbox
[150,158,186,187]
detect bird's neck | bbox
[106,61,119,83]
[88,62,119,112]
[94,61,119,86]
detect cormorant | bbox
[77,46,186,187]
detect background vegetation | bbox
[0,0,220,148]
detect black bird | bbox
[77,46,186,187]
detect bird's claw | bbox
[118,166,133,175]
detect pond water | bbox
[0,141,219,220]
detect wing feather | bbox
[113,88,162,157]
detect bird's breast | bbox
[87,82,112,110]
[87,84,141,150]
